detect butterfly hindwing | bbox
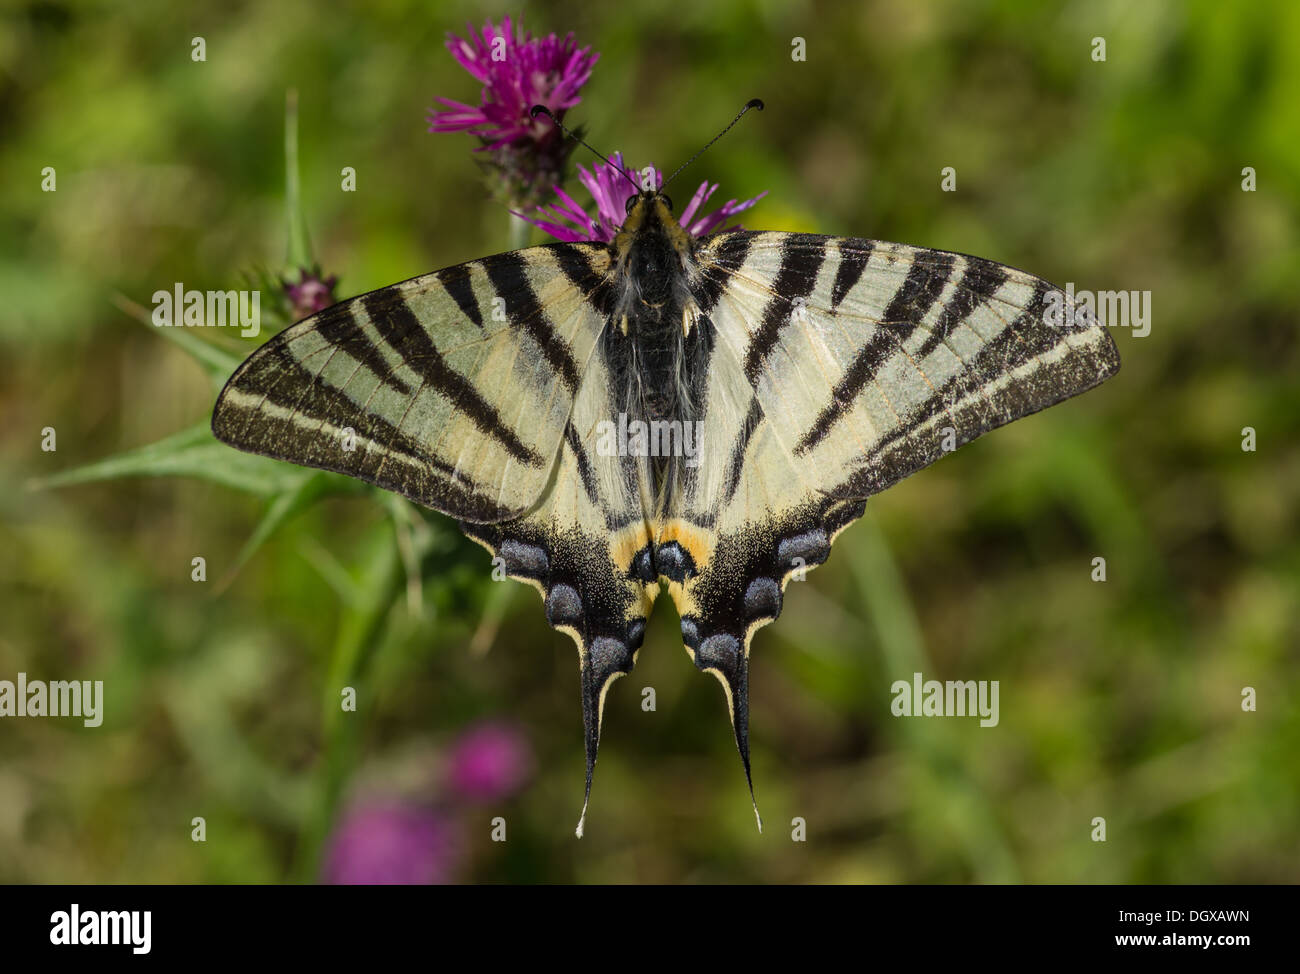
[459,344,659,836]
[661,230,1120,809]
[213,243,612,523]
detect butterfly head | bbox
[613,191,693,313]
[620,190,685,240]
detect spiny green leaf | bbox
[298,534,367,608]
[30,423,312,497]
[218,471,366,591]
[112,292,242,392]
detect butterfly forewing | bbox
[693,231,1120,507]
[212,243,611,522]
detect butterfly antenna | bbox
[662,98,764,191]
[530,105,640,194]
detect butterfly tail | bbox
[692,633,763,833]
[575,635,636,837]
[460,518,653,838]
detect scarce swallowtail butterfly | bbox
[212,100,1120,835]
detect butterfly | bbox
[212,107,1120,836]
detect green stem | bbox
[508,212,531,251]
[285,88,312,270]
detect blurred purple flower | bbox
[428,16,598,208]
[444,722,534,802]
[322,800,459,885]
[282,268,338,321]
[518,152,767,243]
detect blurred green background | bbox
[2,0,1298,883]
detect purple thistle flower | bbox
[282,268,338,321]
[444,722,534,803]
[428,16,598,208]
[517,152,767,244]
[429,16,597,148]
[321,800,460,885]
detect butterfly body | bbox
[213,193,1119,834]
[606,192,710,511]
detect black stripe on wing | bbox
[213,340,513,521]
[830,242,873,309]
[481,250,583,395]
[552,243,619,321]
[878,250,956,326]
[740,233,826,384]
[693,231,754,318]
[794,251,960,455]
[911,256,1008,360]
[312,301,415,397]
[720,396,765,506]
[564,421,600,506]
[795,328,899,455]
[362,289,545,468]
[434,263,485,329]
[832,279,1120,500]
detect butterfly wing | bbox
[665,230,1120,815]
[214,244,609,523]
[214,241,653,833]
[458,328,660,837]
